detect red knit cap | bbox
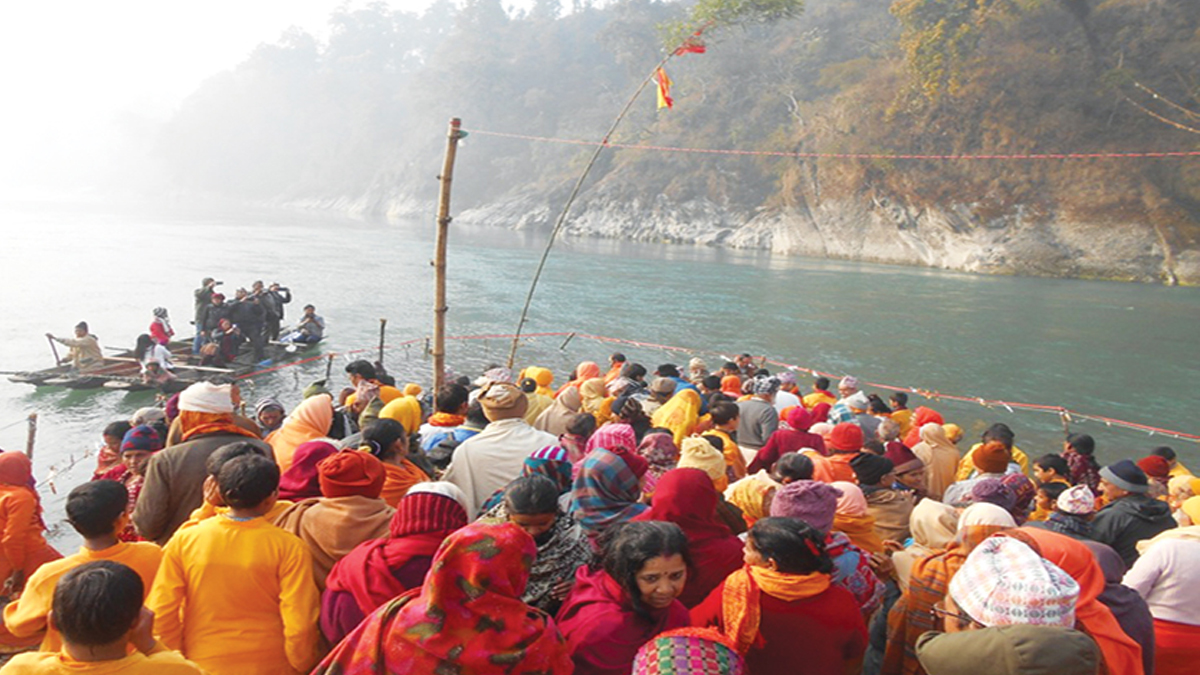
[390,492,468,539]
[1137,455,1171,481]
[828,422,864,452]
[974,441,1013,475]
[318,451,386,498]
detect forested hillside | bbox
[159,0,1200,283]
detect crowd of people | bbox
[0,351,1197,675]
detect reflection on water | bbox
[1,199,1199,546]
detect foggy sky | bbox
[0,1,531,198]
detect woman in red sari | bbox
[321,482,469,644]
[314,520,571,675]
[634,468,744,608]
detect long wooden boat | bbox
[7,338,323,393]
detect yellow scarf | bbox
[721,565,831,654]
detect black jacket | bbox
[1090,493,1175,567]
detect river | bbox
[2,198,1198,546]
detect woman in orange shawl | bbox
[1005,527,1145,675]
[830,482,884,555]
[0,453,60,597]
[652,389,702,448]
[362,419,432,507]
[579,378,614,427]
[268,393,334,472]
[556,362,601,398]
[314,522,572,675]
[882,503,1016,675]
[720,376,744,400]
[691,517,867,675]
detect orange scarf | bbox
[377,459,431,508]
[179,411,260,443]
[833,512,886,554]
[426,412,464,428]
[721,565,831,654]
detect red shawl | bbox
[325,492,468,617]
[556,565,690,675]
[315,522,571,675]
[635,468,745,608]
[902,407,943,448]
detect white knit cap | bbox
[178,382,234,414]
[406,481,471,514]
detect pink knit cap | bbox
[949,536,1079,628]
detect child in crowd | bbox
[1030,453,1072,521]
[0,561,204,674]
[148,454,319,675]
[93,422,131,479]
[1031,482,1070,524]
[2,481,161,652]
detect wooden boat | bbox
[7,337,323,393]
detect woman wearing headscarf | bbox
[634,468,744,608]
[315,522,572,675]
[480,474,594,615]
[580,378,614,427]
[535,386,583,437]
[274,451,396,591]
[321,482,470,644]
[523,366,555,398]
[1123,495,1200,675]
[892,500,959,592]
[277,441,339,501]
[882,503,1016,675]
[651,389,702,448]
[0,453,61,596]
[830,481,885,555]
[747,406,826,474]
[556,521,691,675]
[379,396,423,445]
[1005,527,1145,675]
[557,361,601,398]
[571,444,649,543]
[720,375,744,400]
[901,407,943,449]
[636,432,679,499]
[909,423,960,501]
[267,393,335,473]
[692,518,867,675]
[725,477,776,528]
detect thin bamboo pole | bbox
[25,413,37,459]
[433,118,463,393]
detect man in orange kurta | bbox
[3,481,161,652]
[148,454,319,675]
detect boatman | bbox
[46,322,101,370]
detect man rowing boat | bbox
[46,322,101,370]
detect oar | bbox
[46,336,62,366]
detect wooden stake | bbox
[378,318,388,374]
[25,413,37,459]
[433,118,463,394]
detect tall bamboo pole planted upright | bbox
[433,118,463,393]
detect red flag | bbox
[673,38,707,56]
[655,68,673,109]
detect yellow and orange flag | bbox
[655,68,673,110]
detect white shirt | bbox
[442,417,557,516]
[141,343,174,371]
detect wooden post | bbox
[25,413,37,459]
[378,318,388,373]
[433,117,463,394]
[325,354,334,382]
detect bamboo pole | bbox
[25,413,37,459]
[433,118,463,393]
[46,337,61,366]
[378,318,388,374]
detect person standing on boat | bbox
[149,307,174,346]
[196,293,227,349]
[46,322,101,371]
[227,288,266,361]
[254,281,291,343]
[192,277,220,354]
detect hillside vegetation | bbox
[159,0,1200,281]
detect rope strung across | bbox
[230,331,1200,443]
[465,128,1200,161]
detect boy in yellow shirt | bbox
[148,454,319,675]
[0,560,203,673]
[176,442,293,530]
[3,481,162,652]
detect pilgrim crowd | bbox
[0,352,1197,675]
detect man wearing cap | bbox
[132,382,270,545]
[736,376,781,466]
[640,377,676,417]
[827,422,865,483]
[1091,459,1176,567]
[827,377,861,424]
[442,382,556,515]
[853,453,914,542]
[45,322,101,370]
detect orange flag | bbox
[655,67,673,110]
